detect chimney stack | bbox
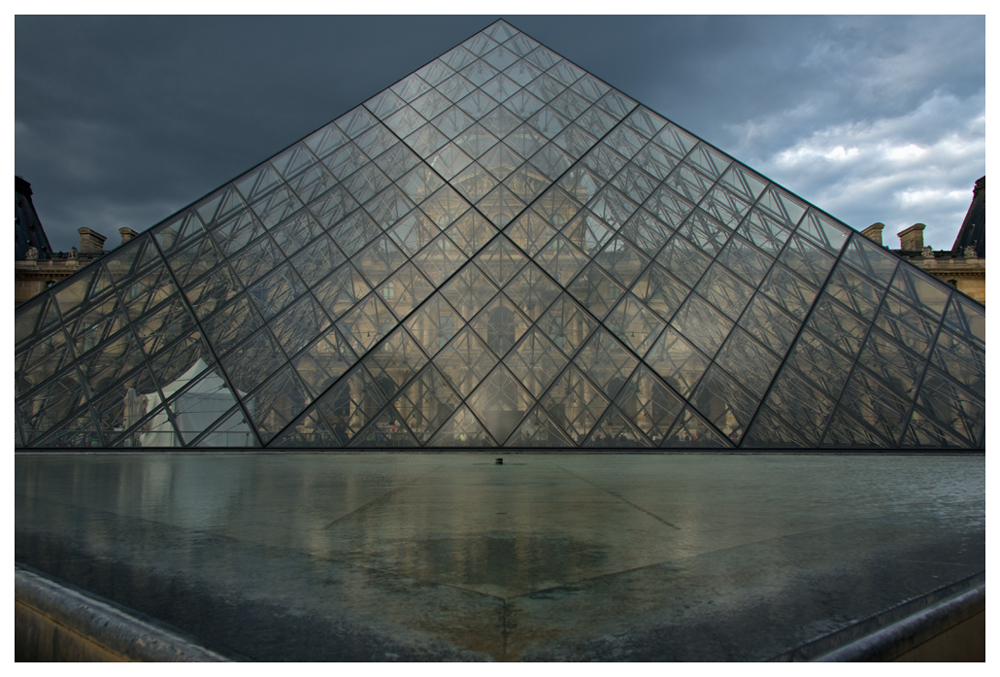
[119,227,138,246]
[897,223,926,251]
[861,222,885,246]
[78,227,107,254]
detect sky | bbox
[14,14,986,254]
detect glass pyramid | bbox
[14,20,985,451]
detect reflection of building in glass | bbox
[14,20,985,451]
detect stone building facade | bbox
[862,177,985,304]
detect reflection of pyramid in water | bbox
[15,20,985,450]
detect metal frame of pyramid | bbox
[14,20,985,451]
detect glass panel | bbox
[15,295,49,349]
[570,73,610,102]
[439,44,477,71]
[687,143,731,180]
[403,293,465,358]
[393,365,462,444]
[581,143,628,182]
[247,263,307,321]
[821,407,893,449]
[604,124,647,159]
[547,59,585,87]
[405,123,450,159]
[874,293,938,358]
[466,365,535,444]
[394,166,443,208]
[477,141,524,181]
[679,209,732,258]
[524,73,566,103]
[741,405,809,449]
[573,328,640,400]
[469,293,531,356]
[715,235,774,288]
[806,295,869,358]
[427,143,474,180]
[663,406,731,448]
[312,263,371,321]
[411,88,452,120]
[334,106,378,139]
[796,209,850,254]
[624,106,667,139]
[567,262,625,320]
[903,409,971,450]
[664,163,714,204]
[427,405,495,447]
[931,327,985,398]
[762,365,836,446]
[503,327,567,397]
[480,107,522,140]
[314,365,386,445]
[363,186,416,229]
[506,405,575,447]
[504,209,556,256]
[738,207,792,256]
[362,327,428,399]
[335,294,397,356]
[76,328,147,397]
[670,294,734,357]
[235,163,281,203]
[292,325,356,399]
[642,327,710,398]
[695,263,754,321]
[540,365,610,443]
[19,366,87,445]
[654,235,711,288]
[202,295,262,357]
[221,327,285,396]
[615,364,684,443]
[269,209,326,256]
[841,234,899,286]
[420,186,470,229]
[441,263,499,320]
[322,143,369,181]
[503,163,549,204]
[890,265,951,320]
[717,164,766,204]
[374,142,421,181]
[432,326,498,397]
[528,144,575,181]
[352,234,408,287]
[164,367,244,445]
[715,328,781,398]
[528,106,571,139]
[416,58,455,87]
[411,233,469,286]
[631,263,690,323]
[452,162,497,202]
[755,185,807,229]
[65,293,127,358]
[736,293,799,357]
[557,165,606,207]
[303,122,350,160]
[182,267,244,321]
[691,365,759,445]
[785,328,853,399]
[444,209,497,258]
[504,123,547,160]
[915,366,984,446]
[942,295,985,348]
[272,408,339,448]
[561,210,614,256]
[538,292,598,357]
[133,295,200,358]
[779,233,836,288]
[377,262,434,319]
[328,209,381,259]
[759,263,819,320]
[307,185,359,231]
[386,209,439,257]
[604,294,665,357]
[474,235,528,287]
[503,261,560,321]
[825,261,885,321]
[155,210,206,256]
[459,60,500,87]
[349,406,420,446]
[653,122,698,160]
[479,73,520,104]
[840,368,911,446]
[587,186,639,230]
[209,209,266,258]
[595,236,650,288]
[550,89,591,121]
[584,406,653,448]
[700,185,754,230]
[619,209,674,256]
[196,185,245,229]
[454,124,500,160]
[436,73,477,104]
[858,329,926,400]
[364,88,406,119]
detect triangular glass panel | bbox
[584,406,653,448]
[428,405,496,447]
[350,407,419,448]
[506,405,575,447]
[393,364,462,444]
[470,293,531,357]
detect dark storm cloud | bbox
[15,15,985,252]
